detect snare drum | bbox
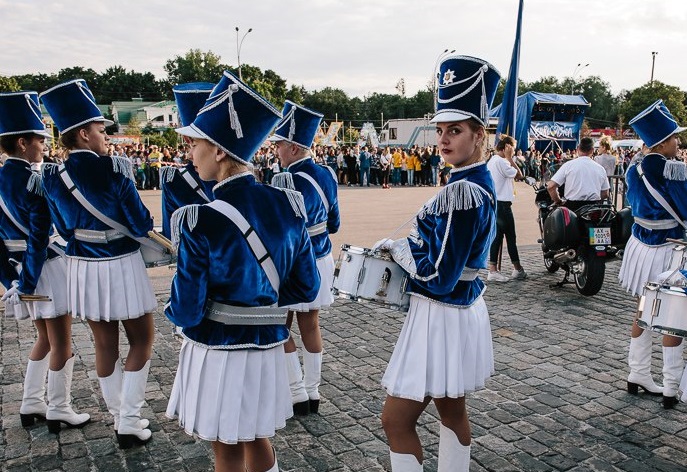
[636,282,687,338]
[332,244,410,311]
[668,245,687,272]
[140,232,176,268]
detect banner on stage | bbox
[529,121,578,141]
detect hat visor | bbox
[429,111,473,124]
[175,125,205,139]
[268,134,286,142]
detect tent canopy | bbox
[491,92,590,151]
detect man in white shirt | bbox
[547,137,610,213]
[486,135,526,282]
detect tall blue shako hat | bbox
[431,54,501,126]
[629,99,687,149]
[0,91,51,138]
[176,71,282,165]
[269,100,323,149]
[172,82,215,127]
[39,79,113,134]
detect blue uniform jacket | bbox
[41,150,153,258]
[391,162,496,306]
[0,158,59,293]
[159,163,215,239]
[273,156,340,259]
[164,172,320,349]
[626,153,687,246]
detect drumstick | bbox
[147,230,174,253]
[19,294,52,302]
[667,238,687,246]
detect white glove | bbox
[2,280,23,305]
[372,238,394,251]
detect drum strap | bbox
[637,163,687,231]
[296,171,330,214]
[179,167,211,203]
[57,164,162,252]
[0,192,65,257]
[207,200,281,294]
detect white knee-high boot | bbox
[285,351,309,415]
[303,350,323,413]
[662,344,684,409]
[679,363,687,403]
[98,360,149,432]
[117,360,152,448]
[389,450,423,471]
[438,423,470,472]
[627,329,663,395]
[263,449,279,472]
[46,355,91,433]
[20,354,50,426]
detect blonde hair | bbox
[599,135,612,152]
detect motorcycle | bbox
[526,177,632,296]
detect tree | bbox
[0,76,20,92]
[619,81,687,126]
[99,66,166,103]
[303,87,355,120]
[522,76,564,95]
[570,75,618,126]
[285,84,307,104]
[125,117,142,136]
[12,73,60,93]
[164,49,229,85]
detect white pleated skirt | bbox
[4,257,69,321]
[67,250,157,321]
[288,253,335,311]
[381,294,494,402]
[618,236,674,297]
[166,340,292,444]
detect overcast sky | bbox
[1,0,685,99]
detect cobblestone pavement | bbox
[2,246,687,471]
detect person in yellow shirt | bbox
[414,150,423,185]
[406,152,416,187]
[148,145,162,190]
[392,148,403,186]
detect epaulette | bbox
[111,156,135,182]
[417,180,489,219]
[41,163,60,177]
[26,172,44,196]
[160,165,179,184]
[170,204,200,248]
[663,159,686,181]
[275,187,307,221]
[271,172,296,191]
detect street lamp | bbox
[235,26,253,81]
[650,51,658,85]
[570,63,589,95]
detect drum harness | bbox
[178,167,211,203]
[295,171,329,238]
[0,192,65,257]
[204,199,288,326]
[636,163,687,235]
[56,164,169,256]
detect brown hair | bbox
[599,135,612,152]
[465,118,488,160]
[0,133,41,155]
[59,125,90,150]
[495,134,515,152]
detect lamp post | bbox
[235,26,253,81]
[650,51,658,85]
[570,63,589,95]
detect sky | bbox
[1,0,686,99]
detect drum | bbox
[636,282,687,338]
[140,231,176,268]
[332,244,410,311]
[668,245,687,272]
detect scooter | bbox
[526,177,632,296]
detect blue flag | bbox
[496,0,524,143]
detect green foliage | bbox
[126,117,142,136]
[619,81,687,125]
[0,76,20,92]
[164,49,228,85]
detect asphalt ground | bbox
[2,181,686,471]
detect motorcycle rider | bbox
[546,137,610,213]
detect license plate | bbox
[589,227,611,245]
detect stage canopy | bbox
[491,92,591,152]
